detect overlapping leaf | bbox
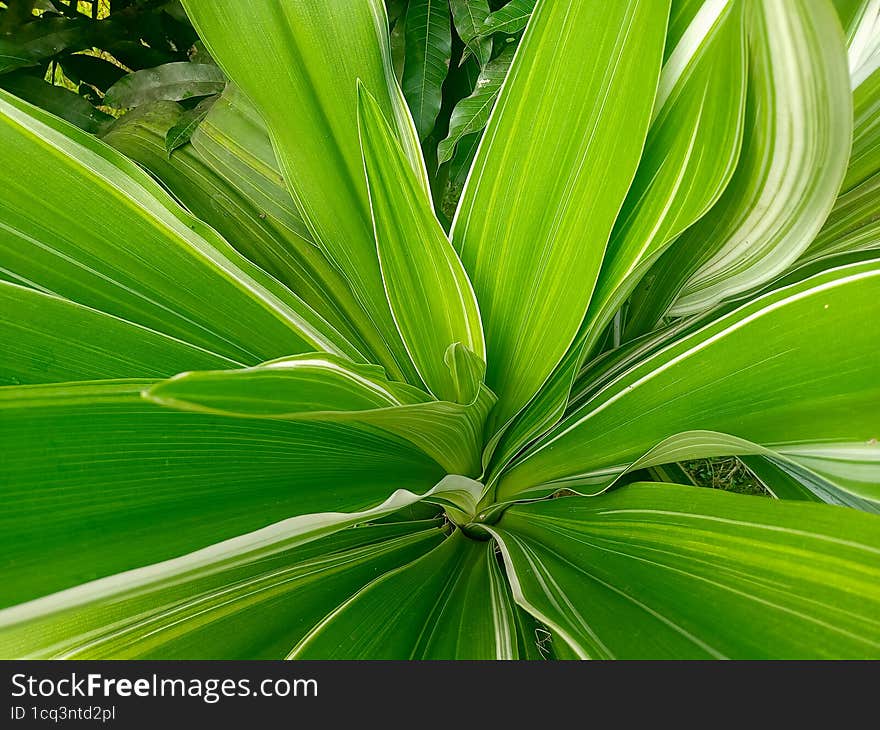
[488,484,880,658]
[146,354,494,476]
[452,0,669,431]
[626,0,852,330]
[291,531,521,659]
[497,254,880,499]
[358,84,484,402]
[0,522,446,659]
[181,0,427,383]
[0,90,356,367]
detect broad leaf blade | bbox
[628,0,852,327]
[0,380,445,606]
[0,89,357,365]
[451,0,670,430]
[486,0,748,474]
[146,354,495,477]
[0,522,445,659]
[489,483,880,659]
[498,255,880,499]
[0,282,235,385]
[291,532,520,659]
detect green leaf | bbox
[181,0,428,384]
[402,0,452,140]
[450,0,492,67]
[485,0,748,475]
[452,0,670,431]
[358,83,484,402]
[103,62,226,109]
[803,171,880,263]
[0,89,358,367]
[843,65,880,192]
[437,42,513,165]
[0,71,113,133]
[0,282,235,385]
[164,94,215,155]
[103,97,381,362]
[628,0,852,327]
[291,531,520,659]
[0,379,448,607]
[497,254,880,500]
[837,0,880,88]
[60,53,127,92]
[146,354,496,477]
[0,15,94,74]
[0,522,445,659]
[487,483,880,658]
[478,0,536,39]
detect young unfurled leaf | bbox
[358,83,485,402]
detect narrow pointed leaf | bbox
[181,0,427,383]
[450,0,492,67]
[478,0,536,38]
[358,84,484,402]
[437,43,514,165]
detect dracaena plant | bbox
[0,0,879,660]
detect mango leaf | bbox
[181,0,428,385]
[0,70,113,133]
[477,0,536,39]
[0,89,358,366]
[60,53,127,92]
[164,94,215,154]
[450,0,492,67]
[437,42,514,165]
[452,0,670,432]
[402,0,452,140]
[103,62,226,109]
[0,522,445,659]
[487,483,880,658]
[291,531,521,659]
[146,354,495,477]
[497,254,880,499]
[0,378,451,607]
[0,15,94,74]
[358,84,484,402]
[628,0,852,327]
